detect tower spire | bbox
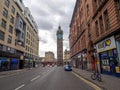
[58,25,61,30]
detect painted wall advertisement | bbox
[96,36,116,53]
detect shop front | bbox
[115,32,120,76]
[10,58,19,70]
[0,57,10,71]
[24,58,33,68]
[96,36,120,77]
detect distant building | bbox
[44,51,55,66]
[40,57,45,62]
[64,49,70,65]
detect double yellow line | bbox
[72,72,102,90]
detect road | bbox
[0,67,97,90]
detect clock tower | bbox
[56,26,63,66]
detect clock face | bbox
[57,34,62,39]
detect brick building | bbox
[69,0,120,77]
[0,0,39,71]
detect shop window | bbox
[9,25,13,33]
[116,40,120,65]
[0,30,5,41]
[4,0,9,7]
[104,10,110,30]
[0,44,3,50]
[1,19,6,29]
[2,8,8,18]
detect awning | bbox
[11,59,19,64]
[0,58,7,62]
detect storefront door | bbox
[100,49,118,75]
[11,59,19,70]
[116,40,120,64]
[0,57,9,71]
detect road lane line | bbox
[31,75,40,82]
[72,72,102,90]
[14,84,25,90]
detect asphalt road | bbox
[0,67,96,90]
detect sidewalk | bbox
[0,69,29,76]
[73,68,120,90]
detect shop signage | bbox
[96,36,116,53]
[116,66,120,73]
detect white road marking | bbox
[31,75,40,82]
[14,84,25,90]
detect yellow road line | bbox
[72,72,102,90]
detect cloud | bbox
[37,18,53,30]
[23,0,76,58]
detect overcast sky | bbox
[23,0,76,58]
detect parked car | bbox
[64,65,72,71]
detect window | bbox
[8,35,12,44]
[0,44,3,50]
[19,21,23,28]
[95,21,99,36]
[87,4,89,16]
[94,0,98,10]
[22,33,24,39]
[10,16,14,24]
[1,19,6,29]
[11,6,15,14]
[27,32,28,37]
[3,8,8,17]
[88,24,91,37]
[4,0,9,7]
[118,0,120,9]
[104,10,110,30]
[26,39,28,43]
[9,25,13,33]
[99,0,103,5]
[99,16,104,34]
[0,30,5,41]
[20,0,23,3]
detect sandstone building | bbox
[0,0,39,71]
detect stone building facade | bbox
[45,51,55,63]
[0,0,39,71]
[69,0,120,77]
[64,49,70,65]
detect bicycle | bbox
[91,71,102,82]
